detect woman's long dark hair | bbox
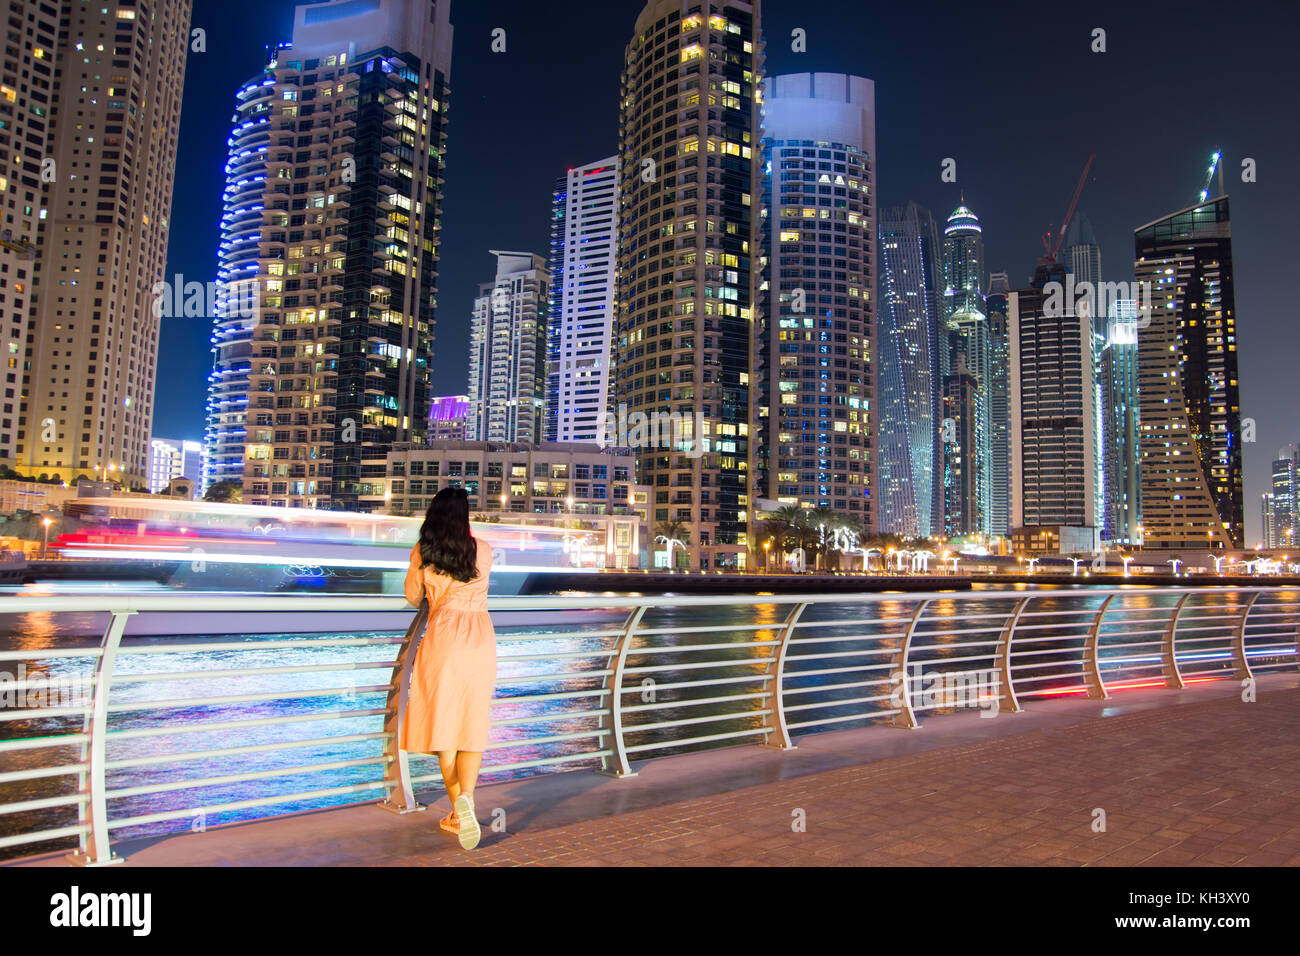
[417,488,478,582]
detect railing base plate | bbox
[377,800,427,815]
[759,742,797,751]
[65,850,123,867]
[595,769,638,779]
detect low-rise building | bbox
[382,440,650,568]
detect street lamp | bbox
[763,538,772,573]
[41,516,52,559]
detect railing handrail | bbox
[0,583,1291,615]
[1,583,1297,865]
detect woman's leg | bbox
[437,749,460,820]
[455,750,483,801]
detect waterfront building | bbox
[205,0,453,511]
[547,158,619,443]
[427,395,469,442]
[985,272,1011,537]
[148,439,203,495]
[614,0,763,570]
[467,251,551,445]
[941,203,989,535]
[758,71,876,535]
[16,0,191,487]
[1134,196,1243,548]
[382,440,649,568]
[1008,262,1096,533]
[1266,446,1299,550]
[877,202,941,537]
[1099,301,1141,544]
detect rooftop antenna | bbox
[1198,149,1223,203]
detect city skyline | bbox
[147,0,1300,542]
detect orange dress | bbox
[402,538,496,753]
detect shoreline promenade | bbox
[12,672,1298,867]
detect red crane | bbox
[1040,153,1096,262]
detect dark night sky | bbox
[161,0,1300,542]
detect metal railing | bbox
[0,585,1296,865]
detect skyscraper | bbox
[0,0,60,466]
[1099,301,1141,544]
[615,0,763,570]
[940,203,989,534]
[1267,446,1299,551]
[1063,212,1106,540]
[547,158,618,443]
[206,0,453,511]
[203,69,275,493]
[16,0,191,486]
[985,272,1011,537]
[1008,262,1096,534]
[758,72,876,531]
[878,202,941,537]
[1134,196,1243,549]
[467,251,550,445]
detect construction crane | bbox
[1198,150,1223,203]
[1040,153,1096,263]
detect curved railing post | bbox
[1163,593,1191,689]
[761,602,807,750]
[1232,591,1261,682]
[598,605,646,778]
[379,598,429,815]
[995,598,1029,713]
[66,609,134,867]
[890,599,929,729]
[1084,595,1115,700]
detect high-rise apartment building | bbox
[940,203,989,534]
[941,355,981,537]
[1099,301,1141,544]
[148,437,202,494]
[467,251,550,445]
[202,67,274,494]
[547,157,618,443]
[877,202,940,537]
[0,1,60,465]
[1134,196,1242,549]
[615,0,763,570]
[16,0,191,487]
[985,272,1011,537]
[1063,212,1107,541]
[758,72,876,532]
[1008,262,1096,532]
[1262,493,1277,550]
[204,0,453,511]
[1266,446,1299,550]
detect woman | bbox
[402,487,496,850]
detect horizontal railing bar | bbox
[788,709,901,729]
[623,691,770,714]
[784,677,892,695]
[104,707,391,742]
[630,640,782,654]
[117,637,404,656]
[105,781,391,830]
[489,706,609,727]
[0,733,89,753]
[105,684,392,713]
[494,669,612,686]
[111,660,396,683]
[0,824,91,851]
[106,756,389,800]
[106,733,386,771]
[623,658,775,675]
[789,630,907,646]
[0,763,85,785]
[0,793,88,815]
[785,693,894,713]
[624,726,770,753]
[627,708,773,734]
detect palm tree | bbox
[654,520,689,571]
[806,506,840,570]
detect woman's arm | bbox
[403,545,423,606]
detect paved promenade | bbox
[12,673,1300,867]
